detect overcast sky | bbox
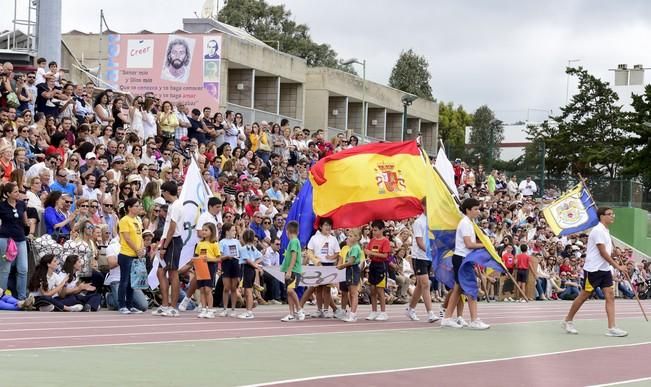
[3,0,651,122]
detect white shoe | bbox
[296,310,306,321]
[311,310,325,318]
[205,310,216,319]
[227,309,237,317]
[39,304,55,312]
[334,308,345,320]
[406,307,420,321]
[198,308,208,318]
[606,327,628,337]
[152,306,167,316]
[118,307,131,314]
[269,299,282,305]
[69,304,84,312]
[375,312,389,321]
[281,314,295,322]
[441,317,463,328]
[562,320,578,334]
[218,309,229,317]
[343,312,357,322]
[365,311,378,321]
[456,317,469,327]
[178,297,191,312]
[322,310,333,319]
[237,311,255,319]
[427,311,440,323]
[519,298,527,303]
[129,307,143,314]
[163,308,180,317]
[469,319,490,330]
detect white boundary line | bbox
[586,376,651,387]
[240,341,651,387]
[0,315,642,353]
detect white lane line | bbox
[240,342,651,387]
[0,311,642,333]
[0,315,644,352]
[586,376,651,387]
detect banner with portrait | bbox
[104,33,222,109]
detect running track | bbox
[1,301,649,387]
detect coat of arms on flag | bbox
[543,182,599,236]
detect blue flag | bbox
[543,183,599,236]
[458,248,505,300]
[280,179,316,262]
[428,230,456,289]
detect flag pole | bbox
[418,144,530,301]
[577,173,598,210]
[614,253,649,321]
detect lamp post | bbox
[341,58,366,139]
[566,59,581,104]
[401,94,417,142]
[539,139,546,198]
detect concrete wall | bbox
[386,113,403,142]
[366,108,386,139]
[254,76,279,113]
[420,122,437,154]
[328,96,347,130]
[280,82,301,120]
[227,69,253,107]
[610,208,651,256]
[347,103,363,134]
[304,89,329,131]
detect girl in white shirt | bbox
[28,254,83,312]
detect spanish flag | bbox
[309,141,427,228]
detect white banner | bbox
[262,265,345,286]
[178,158,212,268]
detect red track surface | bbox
[0,302,645,351]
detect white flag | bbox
[177,158,213,269]
[434,146,459,198]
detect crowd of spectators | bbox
[0,58,648,316]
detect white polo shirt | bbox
[454,216,475,258]
[583,222,613,272]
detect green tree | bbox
[527,67,626,178]
[622,85,651,186]
[388,49,433,100]
[438,101,472,159]
[468,105,504,166]
[218,0,355,73]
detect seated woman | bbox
[28,254,83,312]
[63,219,104,290]
[60,255,101,311]
[0,288,34,311]
[43,191,77,242]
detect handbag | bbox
[4,238,17,262]
[258,132,271,152]
[130,258,148,289]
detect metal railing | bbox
[226,102,302,128]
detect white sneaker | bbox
[311,310,325,318]
[281,314,295,322]
[152,306,167,316]
[198,308,208,318]
[375,312,389,321]
[322,310,333,319]
[507,297,514,302]
[519,298,527,303]
[365,311,378,321]
[562,320,578,334]
[69,304,84,312]
[441,317,463,328]
[129,307,143,314]
[218,309,229,317]
[296,310,306,321]
[343,312,357,322]
[178,297,191,312]
[427,310,440,323]
[406,307,420,321]
[469,319,490,330]
[269,299,282,305]
[334,308,346,320]
[456,317,469,327]
[163,308,180,317]
[227,309,237,317]
[237,311,255,319]
[118,307,131,314]
[606,327,628,337]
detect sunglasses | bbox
[90,205,98,209]
[80,205,89,208]
[64,200,73,204]
[103,204,113,208]
[263,221,271,225]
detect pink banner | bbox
[105,33,222,109]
